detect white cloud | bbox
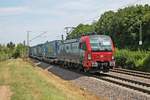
[0,0,150,45]
[0,7,29,15]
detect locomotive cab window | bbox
[90,36,112,52]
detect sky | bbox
[0,0,149,46]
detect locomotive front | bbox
[80,35,115,72]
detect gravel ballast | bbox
[34,60,150,100]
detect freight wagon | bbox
[57,38,81,66]
[35,44,43,60]
[42,40,61,63]
[29,46,38,58]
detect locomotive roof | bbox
[89,35,111,38]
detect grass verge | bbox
[0,59,99,100]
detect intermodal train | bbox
[29,33,115,72]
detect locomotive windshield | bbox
[90,35,112,52]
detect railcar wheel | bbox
[67,62,71,69]
[71,63,75,69]
[77,65,84,72]
[73,64,78,69]
[72,63,75,69]
[62,62,66,68]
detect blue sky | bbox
[0,0,149,46]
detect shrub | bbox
[142,53,150,72]
[0,43,27,61]
[115,49,149,71]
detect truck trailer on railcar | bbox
[42,40,61,63]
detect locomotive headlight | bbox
[112,56,114,60]
[88,53,92,60]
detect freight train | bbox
[29,33,115,72]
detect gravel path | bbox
[34,60,150,100]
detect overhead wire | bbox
[29,31,47,42]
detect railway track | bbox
[110,68,150,79]
[94,73,150,95]
[69,67,150,95]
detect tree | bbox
[7,42,15,49]
[66,4,150,50]
[13,43,27,58]
[95,5,150,49]
[66,24,94,39]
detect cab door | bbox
[79,42,87,64]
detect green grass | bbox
[0,59,95,100]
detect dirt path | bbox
[0,86,12,100]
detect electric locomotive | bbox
[57,34,115,72]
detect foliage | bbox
[67,4,150,50]
[13,43,27,58]
[0,43,14,61]
[66,24,94,39]
[0,42,27,61]
[115,49,150,72]
[7,42,15,49]
[142,53,150,72]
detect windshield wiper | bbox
[104,48,112,51]
[92,49,112,52]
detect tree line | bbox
[66,4,150,50]
[0,42,27,61]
